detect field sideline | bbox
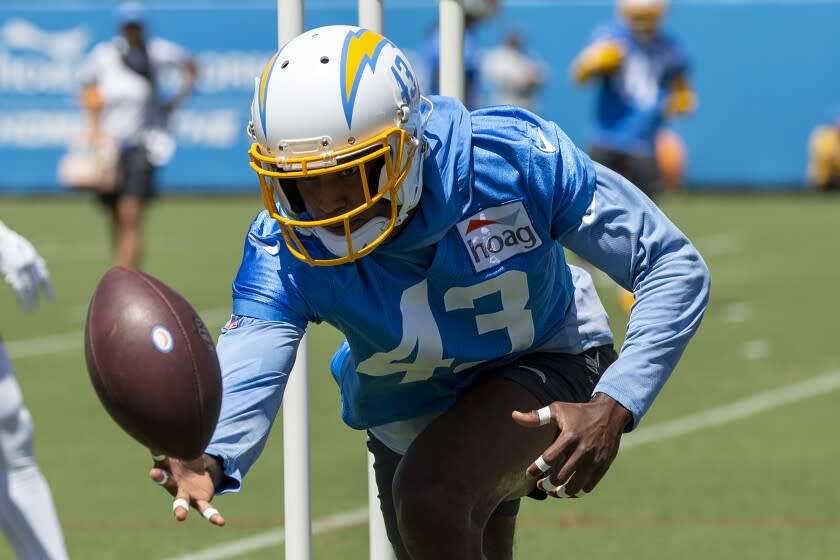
[0,193,838,559]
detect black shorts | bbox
[98,145,157,207]
[589,144,663,198]
[366,346,617,546]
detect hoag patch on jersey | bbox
[457,201,542,272]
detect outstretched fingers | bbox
[173,493,190,522]
[197,499,226,527]
[171,495,225,525]
[149,452,224,526]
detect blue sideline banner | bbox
[0,5,283,193]
[1,1,839,192]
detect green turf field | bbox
[0,192,838,559]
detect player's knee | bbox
[393,469,472,539]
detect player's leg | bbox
[392,348,616,559]
[367,434,412,560]
[115,196,144,269]
[390,375,546,559]
[655,129,687,192]
[115,146,156,269]
[369,431,525,560]
[624,152,664,200]
[0,343,68,560]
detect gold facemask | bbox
[249,127,417,266]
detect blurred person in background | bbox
[0,221,67,560]
[569,0,696,199]
[807,111,840,192]
[417,0,498,110]
[78,2,197,269]
[482,29,547,112]
[148,26,709,559]
[569,0,696,313]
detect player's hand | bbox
[571,41,625,83]
[149,453,225,526]
[0,221,53,312]
[511,393,632,498]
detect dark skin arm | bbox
[512,392,632,497]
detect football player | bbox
[807,112,840,192]
[569,0,697,198]
[0,221,68,560]
[150,26,710,559]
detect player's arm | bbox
[513,135,708,498]
[569,40,625,84]
[149,38,198,118]
[204,316,304,493]
[77,46,105,135]
[0,220,53,311]
[150,316,304,524]
[664,74,698,116]
[559,163,710,428]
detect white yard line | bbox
[166,508,369,560]
[621,370,840,448]
[6,307,232,361]
[722,302,751,323]
[740,339,770,361]
[163,370,840,560]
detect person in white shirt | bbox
[0,221,68,560]
[78,2,197,269]
[482,29,547,112]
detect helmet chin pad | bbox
[314,216,391,257]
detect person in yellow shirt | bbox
[807,113,840,192]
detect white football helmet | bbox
[618,0,667,38]
[248,25,432,266]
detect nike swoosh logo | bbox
[249,233,282,256]
[519,365,547,384]
[536,129,557,153]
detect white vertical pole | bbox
[354,6,396,560]
[278,0,304,46]
[358,0,383,33]
[439,0,465,101]
[278,3,310,560]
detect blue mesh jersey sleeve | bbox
[469,105,598,238]
[205,316,304,494]
[558,163,710,429]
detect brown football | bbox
[84,266,222,460]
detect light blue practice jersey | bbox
[588,21,690,155]
[206,97,709,492]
